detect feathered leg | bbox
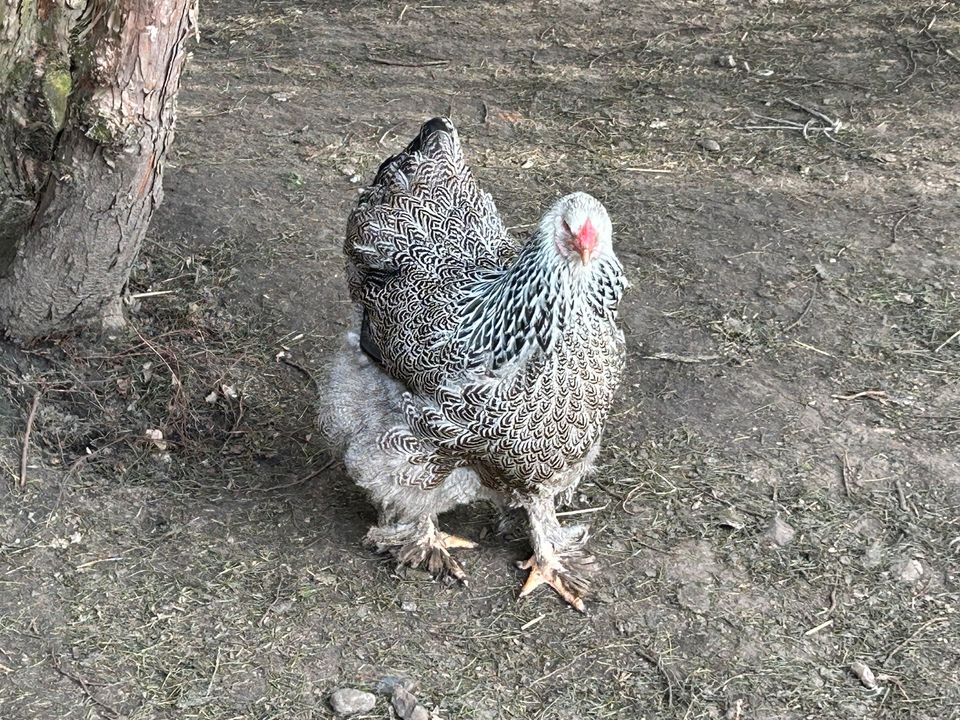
[322,330,486,582]
[517,495,596,612]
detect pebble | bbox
[392,685,431,720]
[392,686,418,719]
[385,682,430,719]
[717,507,746,530]
[329,688,376,716]
[891,557,923,584]
[699,138,721,152]
[850,661,878,689]
[410,707,430,720]
[375,675,416,695]
[862,542,884,569]
[765,516,796,546]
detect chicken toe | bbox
[516,554,590,613]
[397,533,475,583]
[436,531,478,550]
[365,519,477,584]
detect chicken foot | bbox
[364,516,477,583]
[517,495,596,612]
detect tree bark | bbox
[0,0,194,338]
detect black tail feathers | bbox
[371,117,457,185]
[407,116,456,155]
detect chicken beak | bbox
[574,218,597,265]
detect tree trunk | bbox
[0,0,195,338]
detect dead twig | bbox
[738,97,843,144]
[642,352,720,364]
[269,458,336,491]
[933,328,960,353]
[637,649,684,707]
[19,390,42,488]
[890,205,922,246]
[783,281,818,332]
[922,28,960,66]
[831,389,890,404]
[791,340,834,357]
[50,654,119,718]
[206,646,221,697]
[837,451,853,498]
[278,354,318,389]
[783,97,840,128]
[367,55,449,68]
[625,167,674,174]
[259,578,286,627]
[128,289,176,300]
[882,617,948,667]
[804,618,834,636]
[589,40,648,69]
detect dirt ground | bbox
[1,1,958,718]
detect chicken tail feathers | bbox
[408,116,457,156]
[370,116,460,187]
[343,117,513,391]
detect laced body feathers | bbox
[342,117,627,496]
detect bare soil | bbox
[2,1,958,719]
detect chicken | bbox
[321,117,626,611]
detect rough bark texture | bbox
[0,0,194,338]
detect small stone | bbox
[699,138,721,152]
[392,686,418,719]
[893,292,914,304]
[409,707,430,720]
[862,542,883,569]
[871,152,898,164]
[891,557,923,584]
[717,507,746,530]
[400,600,418,612]
[765,516,796,546]
[850,661,877,689]
[330,688,376,716]
[718,54,736,68]
[375,675,417,695]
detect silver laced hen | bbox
[322,117,626,611]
